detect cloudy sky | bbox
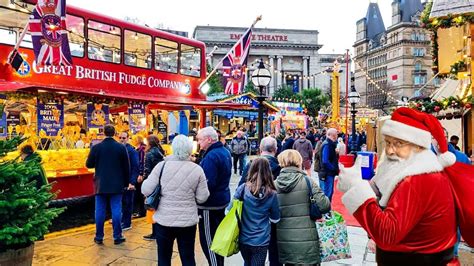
[67,0,400,54]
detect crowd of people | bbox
[83,108,473,266]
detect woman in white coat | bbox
[142,135,209,266]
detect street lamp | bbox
[251,58,272,144]
[347,85,360,154]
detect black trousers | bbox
[198,209,225,266]
[154,223,197,266]
[269,223,282,266]
[376,246,454,266]
[133,182,145,216]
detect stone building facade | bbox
[193,26,348,96]
[353,0,437,109]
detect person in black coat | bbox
[142,134,165,241]
[86,125,130,245]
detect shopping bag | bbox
[316,211,352,262]
[210,198,243,257]
[145,210,155,224]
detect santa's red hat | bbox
[381,107,456,167]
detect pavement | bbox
[33,172,474,265]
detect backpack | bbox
[313,140,323,172]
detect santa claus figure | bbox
[337,107,474,266]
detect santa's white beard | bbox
[373,151,415,189]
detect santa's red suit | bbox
[342,150,457,263]
[338,107,474,266]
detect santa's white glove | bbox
[337,156,364,193]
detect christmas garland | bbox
[421,2,474,78]
[409,95,473,120]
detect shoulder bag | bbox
[145,162,166,211]
[303,176,322,220]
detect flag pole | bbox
[198,15,262,90]
[7,21,30,64]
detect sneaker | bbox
[114,237,126,245]
[121,224,132,231]
[94,238,103,245]
[143,234,156,241]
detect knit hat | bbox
[381,107,456,167]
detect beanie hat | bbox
[381,107,456,167]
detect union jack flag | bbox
[29,0,72,66]
[220,27,252,95]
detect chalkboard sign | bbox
[156,115,168,144]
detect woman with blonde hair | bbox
[275,149,330,265]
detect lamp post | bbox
[347,85,360,154]
[251,59,272,144]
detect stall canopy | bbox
[430,79,462,99]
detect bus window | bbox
[0,28,16,45]
[124,30,151,69]
[87,20,121,64]
[19,31,32,48]
[0,1,32,45]
[66,14,85,57]
[180,44,201,77]
[154,37,178,73]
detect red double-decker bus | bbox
[0,0,209,102]
[0,0,242,202]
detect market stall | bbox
[269,101,308,135]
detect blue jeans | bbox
[95,193,123,240]
[454,227,461,257]
[319,175,335,202]
[121,190,134,228]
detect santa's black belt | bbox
[375,246,454,266]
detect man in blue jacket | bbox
[118,131,139,231]
[86,125,130,245]
[319,128,339,202]
[197,126,232,266]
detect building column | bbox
[269,56,275,95]
[302,56,309,89]
[277,56,283,89]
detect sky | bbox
[67,0,397,54]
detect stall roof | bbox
[430,0,474,18]
[430,79,462,99]
[217,92,280,112]
[0,82,249,111]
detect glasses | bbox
[119,137,128,140]
[384,138,410,149]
